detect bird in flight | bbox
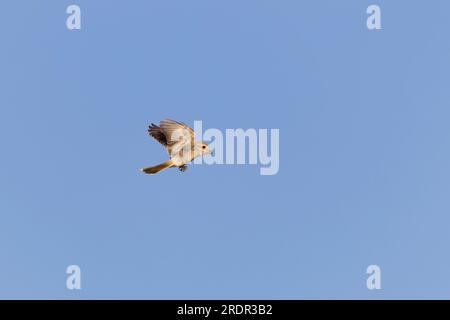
[140,119,212,174]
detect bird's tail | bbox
[140,160,175,175]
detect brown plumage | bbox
[141,119,211,175]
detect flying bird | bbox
[140,119,211,174]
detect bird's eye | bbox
[202,145,206,149]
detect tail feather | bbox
[141,160,174,174]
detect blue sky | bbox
[1,0,450,299]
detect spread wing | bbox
[148,123,168,146]
[148,119,195,156]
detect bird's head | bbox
[196,142,212,156]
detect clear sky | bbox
[1,0,450,299]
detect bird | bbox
[140,119,212,174]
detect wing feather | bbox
[148,123,168,146]
[148,119,195,157]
